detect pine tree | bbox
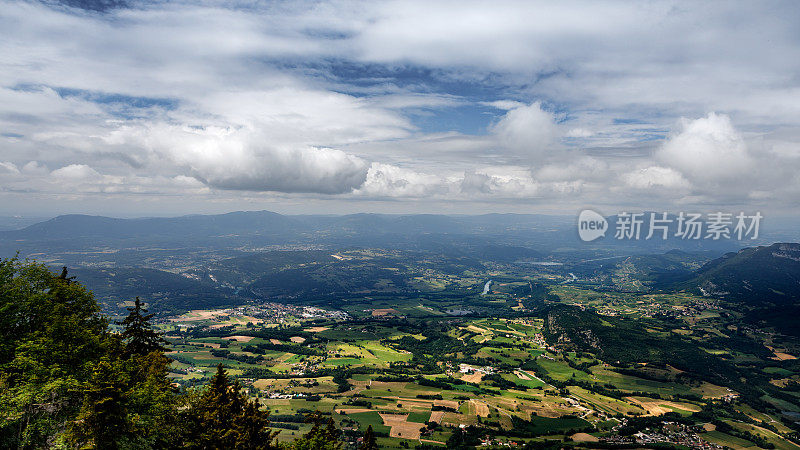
[68,359,130,449]
[67,312,181,449]
[361,424,378,450]
[118,297,167,357]
[187,364,278,449]
[284,412,342,450]
[122,349,184,448]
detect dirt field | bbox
[269,339,282,345]
[461,372,484,383]
[170,310,222,321]
[469,399,490,417]
[289,336,306,343]
[224,335,254,342]
[372,308,400,317]
[770,378,791,388]
[625,397,702,416]
[466,325,488,334]
[335,408,373,414]
[514,370,531,380]
[379,414,425,439]
[392,398,434,410]
[766,346,797,361]
[429,411,445,423]
[304,327,330,332]
[433,399,460,410]
[571,433,599,442]
[275,353,294,362]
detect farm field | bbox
[155,276,800,449]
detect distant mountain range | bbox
[2,211,297,239]
[3,210,779,257]
[0,211,581,261]
[1,210,573,239]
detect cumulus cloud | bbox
[460,168,541,197]
[623,166,690,190]
[490,102,560,158]
[460,170,499,195]
[117,124,372,194]
[86,84,414,195]
[200,145,369,194]
[355,163,448,198]
[51,164,101,180]
[657,113,751,180]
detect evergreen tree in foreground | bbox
[67,297,181,448]
[118,296,167,357]
[361,424,378,450]
[284,411,342,450]
[69,358,130,449]
[186,364,278,450]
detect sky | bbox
[1,0,799,217]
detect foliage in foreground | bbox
[0,258,343,449]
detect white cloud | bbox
[117,124,371,194]
[565,128,594,138]
[0,162,20,174]
[490,102,560,158]
[51,164,100,180]
[355,163,448,198]
[623,166,690,190]
[172,175,204,187]
[657,113,751,180]
[460,168,541,197]
[481,100,525,111]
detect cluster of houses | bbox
[458,363,496,375]
[605,420,723,450]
